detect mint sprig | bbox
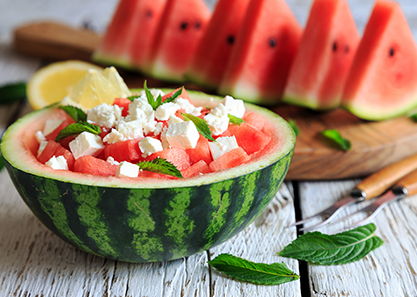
[59,105,87,122]
[55,122,101,142]
[143,80,163,110]
[0,82,26,104]
[228,114,245,125]
[163,86,183,104]
[137,158,183,178]
[321,129,351,151]
[278,223,383,265]
[208,254,299,285]
[182,113,215,141]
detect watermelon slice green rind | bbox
[2,90,295,262]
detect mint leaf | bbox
[163,87,183,104]
[288,119,299,136]
[182,113,215,141]
[409,113,417,122]
[127,95,138,102]
[321,129,351,151]
[55,122,101,142]
[0,82,26,104]
[228,114,245,125]
[208,254,299,285]
[144,80,158,110]
[278,223,383,265]
[59,105,87,122]
[137,158,183,178]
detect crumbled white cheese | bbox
[139,137,163,157]
[208,136,239,160]
[35,130,46,143]
[160,127,170,149]
[166,121,200,149]
[175,97,202,116]
[69,132,104,159]
[87,103,122,128]
[103,129,127,144]
[168,114,184,125]
[37,140,48,157]
[116,161,140,178]
[43,119,63,136]
[106,156,120,166]
[45,155,68,170]
[125,96,157,134]
[155,102,180,121]
[223,95,245,118]
[117,120,143,139]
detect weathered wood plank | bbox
[298,180,417,296]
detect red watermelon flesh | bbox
[186,0,251,89]
[283,0,359,110]
[342,0,417,121]
[93,0,165,69]
[73,155,118,176]
[218,0,302,106]
[148,0,211,82]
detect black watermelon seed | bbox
[344,45,350,53]
[180,21,189,30]
[195,21,201,29]
[269,38,277,48]
[227,35,235,45]
[145,9,153,18]
[389,47,395,57]
[332,42,337,52]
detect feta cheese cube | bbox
[168,114,184,125]
[125,96,157,134]
[103,129,127,144]
[45,155,68,170]
[106,156,120,166]
[87,103,122,128]
[166,121,200,149]
[37,140,48,157]
[204,103,230,136]
[139,137,163,157]
[223,95,245,118]
[116,161,140,178]
[43,119,63,136]
[35,130,46,143]
[117,120,143,139]
[175,98,202,116]
[155,102,180,121]
[160,127,170,149]
[208,136,239,160]
[69,132,104,159]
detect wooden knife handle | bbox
[356,153,417,200]
[395,168,417,196]
[13,21,101,61]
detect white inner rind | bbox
[2,90,296,189]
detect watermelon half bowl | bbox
[1,90,295,263]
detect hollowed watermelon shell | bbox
[1,90,295,263]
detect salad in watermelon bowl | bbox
[1,67,295,262]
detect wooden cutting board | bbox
[13,21,417,180]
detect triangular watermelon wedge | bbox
[218,0,302,106]
[342,0,417,121]
[186,0,251,90]
[282,0,359,110]
[147,0,211,82]
[93,0,166,70]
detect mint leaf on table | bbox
[228,114,245,125]
[278,223,383,265]
[137,158,183,178]
[288,119,300,136]
[182,113,215,142]
[59,105,87,122]
[55,122,101,142]
[0,82,26,104]
[409,113,417,122]
[163,86,183,104]
[208,253,299,285]
[321,129,351,151]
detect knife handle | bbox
[356,153,417,200]
[395,168,417,196]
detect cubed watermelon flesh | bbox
[182,160,211,178]
[104,139,142,162]
[209,147,250,172]
[186,135,212,165]
[342,0,417,120]
[218,0,302,105]
[145,148,191,171]
[38,140,75,171]
[73,155,118,176]
[283,0,359,110]
[113,97,133,117]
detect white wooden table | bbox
[1,0,417,296]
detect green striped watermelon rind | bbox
[1,90,295,262]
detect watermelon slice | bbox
[186,0,251,89]
[342,0,417,121]
[93,0,166,70]
[147,0,211,82]
[282,0,359,110]
[218,0,302,106]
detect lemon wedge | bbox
[27,60,102,110]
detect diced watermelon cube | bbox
[209,147,250,172]
[162,87,191,102]
[44,117,75,142]
[222,123,271,155]
[138,170,179,179]
[113,97,132,117]
[73,155,118,176]
[186,135,212,165]
[104,139,142,162]
[242,112,265,131]
[37,140,75,170]
[145,148,191,171]
[182,160,211,178]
